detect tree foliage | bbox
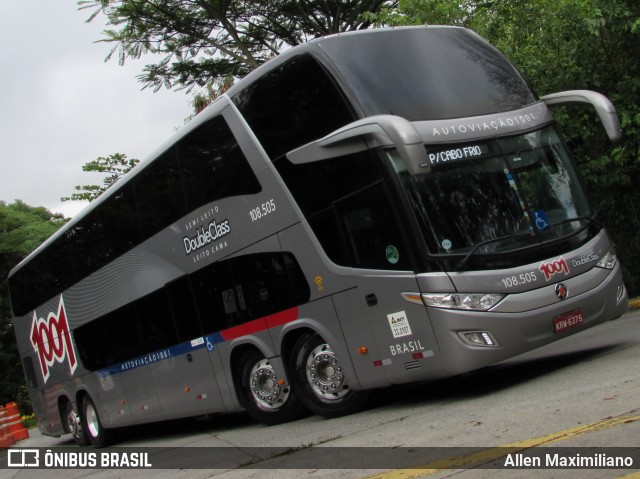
[468,0,639,187]
[79,0,638,295]
[61,153,139,203]
[382,0,640,295]
[0,201,68,412]
[79,0,393,92]
[185,75,234,122]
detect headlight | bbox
[596,250,617,270]
[420,293,504,311]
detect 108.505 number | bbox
[501,272,537,288]
[249,199,276,222]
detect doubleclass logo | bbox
[571,252,599,267]
[183,218,230,255]
[30,296,77,383]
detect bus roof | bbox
[9,26,534,279]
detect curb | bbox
[629,298,640,311]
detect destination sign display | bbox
[422,143,491,167]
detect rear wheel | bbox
[65,401,89,446]
[290,333,368,418]
[238,349,306,425]
[81,396,113,447]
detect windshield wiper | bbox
[544,215,603,232]
[456,215,601,270]
[456,231,533,270]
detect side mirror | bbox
[541,90,622,142]
[286,115,430,174]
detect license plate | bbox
[553,309,584,333]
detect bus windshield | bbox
[389,126,592,257]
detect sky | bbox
[0,2,193,218]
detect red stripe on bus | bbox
[220,307,299,341]
[265,307,299,328]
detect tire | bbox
[237,349,306,426]
[289,333,368,418]
[65,401,89,446]
[80,396,113,447]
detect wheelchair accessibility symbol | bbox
[533,210,549,231]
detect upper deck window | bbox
[232,55,357,161]
[9,116,260,317]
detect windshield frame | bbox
[386,106,599,271]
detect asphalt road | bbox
[2,309,639,479]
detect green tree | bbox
[363,0,468,26]
[185,75,235,122]
[0,201,68,412]
[61,153,139,203]
[78,0,393,92]
[383,0,640,295]
[373,0,639,184]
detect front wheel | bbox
[237,349,306,425]
[80,396,113,447]
[290,333,368,418]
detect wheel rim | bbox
[250,358,290,411]
[66,408,81,438]
[305,343,349,400]
[85,402,100,438]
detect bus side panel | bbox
[206,339,241,412]
[119,365,165,424]
[329,288,391,389]
[89,372,133,428]
[276,222,449,390]
[354,275,447,385]
[19,356,49,433]
[14,319,49,433]
[148,348,225,419]
[40,386,64,436]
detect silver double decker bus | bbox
[9,26,628,447]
